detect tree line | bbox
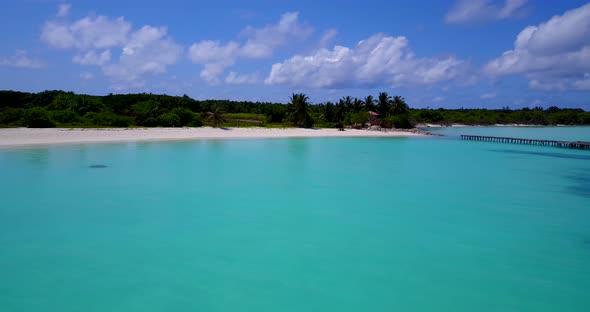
[415,106,590,126]
[1,90,589,128]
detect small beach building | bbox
[368,111,380,126]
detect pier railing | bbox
[460,135,590,150]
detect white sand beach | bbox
[0,127,423,147]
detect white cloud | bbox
[432,96,445,103]
[319,28,338,48]
[485,3,590,91]
[41,5,182,89]
[529,80,566,91]
[265,33,468,88]
[480,92,497,99]
[103,26,183,89]
[446,0,527,24]
[240,12,313,58]
[188,40,240,83]
[188,40,240,64]
[188,12,313,83]
[80,72,94,80]
[500,0,527,18]
[0,50,45,68]
[57,3,71,17]
[73,50,111,65]
[40,22,75,49]
[225,71,260,84]
[41,16,131,50]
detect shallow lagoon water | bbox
[1,127,590,311]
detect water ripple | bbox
[489,149,590,160]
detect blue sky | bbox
[1,0,589,109]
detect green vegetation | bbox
[287,93,314,128]
[0,90,589,129]
[206,107,226,128]
[23,107,55,128]
[411,106,590,126]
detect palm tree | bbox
[288,93,314,128]
[320,102,335,123]
[341,96,353,112]
[207,106,226,127]
[377,92,391,118]
[335,99,346,124]
[364,95,375,112]
[352,98,363,113]
[391,95,410,116]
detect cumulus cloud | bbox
[57,3,71,17]
[73,50,111,65]
[446,0,527,24]
[265,33,468,88]
[225,71,260,84]
[485,3,590,91]
[480,92,497,99]
[41,16,131,50]
[188,40,240,83]
[240,12,313,58]
[188,12,312,83]
[40,5,182,89]
[0,50,45,68]
[103,26,183,89]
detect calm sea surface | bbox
[1,127,590,311]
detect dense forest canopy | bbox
[1,90,589,128]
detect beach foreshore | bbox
[0,127,424,147]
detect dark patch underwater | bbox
[88,165,108,168]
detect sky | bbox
[1,0,589,109]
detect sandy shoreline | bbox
[0,127,423,147]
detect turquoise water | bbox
[1,127,590,311]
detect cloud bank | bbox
[41,6,182,89]
[188,12,312,83]
[485,3,590,90]
[265,33,468,88]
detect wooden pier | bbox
[460,135,590,150]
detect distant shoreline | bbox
[0,127,424,147]
[416,123,571,128]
